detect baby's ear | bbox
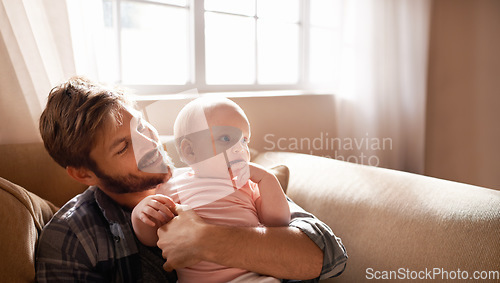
[179,139,195,164]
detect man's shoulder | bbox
[43,187,103,234]
[36,187,113,273]
[54,187,98,217]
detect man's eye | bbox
[219,135,231,142]
[117,141,129,155]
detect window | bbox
[204,0,300,85]
[67,0,339,94]
[308,0,342,87]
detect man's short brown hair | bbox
[39,76,134,169]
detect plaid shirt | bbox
[36,187,347,282]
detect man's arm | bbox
[157,199,347,280]
[286,197,348,280]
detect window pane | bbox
[205,0,255,16]
[205,12,255,85]
[257,21,299,84]
[69,0,120,83]
[120,1,189,85]
[100,1,120,83]
[150,0,187,6]
[257,0,299,23]
[310,0,342,28]
[309,27,337,85]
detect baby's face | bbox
[209,107,251,173]
[189,105,251,182]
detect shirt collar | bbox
[93,186,139,257]
[93,186,131,224]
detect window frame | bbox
[100,0,319,95]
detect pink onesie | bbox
[157,169,266,283]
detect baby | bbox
[132,97,290,283]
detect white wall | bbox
[0,34,41,144]
[425,0,500,190]
[143,94,338,157]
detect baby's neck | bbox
[190,167,218,179]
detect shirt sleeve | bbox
[286,197,348,280]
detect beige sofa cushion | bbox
[254,152,500,282]
[0,177,58,283]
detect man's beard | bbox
[92,165,170,194]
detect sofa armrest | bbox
[253,152,500,282]
[0,177,58,282]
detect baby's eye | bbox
[219,135,231,142]
[242,137,249,144]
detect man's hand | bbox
[157,205,210,271]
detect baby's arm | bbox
[131,194,177,246]
[249,163,291,226]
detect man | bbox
[36,76,347,282]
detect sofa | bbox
[1,142,499,282]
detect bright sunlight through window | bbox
[67,0,339,94]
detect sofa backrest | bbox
[0,143,85,282]
[0,143,87,207]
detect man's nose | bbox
[133,127,160,156]
[140,128,157,143]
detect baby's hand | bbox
[248,162,272,184]
[134,194,177,227]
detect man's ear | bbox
[180,139,195,164]
[66,166,98,186]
